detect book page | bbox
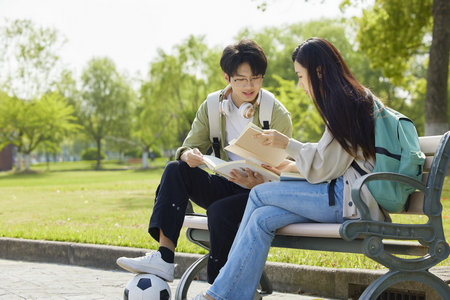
[203,155,226,170]
[214,160,280,183]
[224,122,287,166]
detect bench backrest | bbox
[399,134,449,214]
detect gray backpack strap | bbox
[206,90,221,143]
[206,90,222,158]
[259,89,275,129]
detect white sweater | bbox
[285,127,386,221]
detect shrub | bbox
[81,148,105,161]
[125,147,162,159]
[149,147,162,158]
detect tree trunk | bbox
[24,153,31,171]
[142,146,149,169]
[15,153,22,171]
[96,139,102,170]
[425,0,450,135]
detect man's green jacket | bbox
[175,87,292,161]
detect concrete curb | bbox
[0,237,448,299]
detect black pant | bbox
[148,160,250,283]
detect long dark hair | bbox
[292,37,375,159]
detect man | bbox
[116,39,292,284]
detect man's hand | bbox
[254,129,290,149]
[228,168,265,189]
[180,148,204,168]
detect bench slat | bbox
[423,156,433,172]
[184,216,342,238]
[183,215,209,231]
[419,135,442,156]
[402,192,424,214]
[276,223,341,238]
[185,216,428,257]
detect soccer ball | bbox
[124,274,171,300]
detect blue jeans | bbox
[207,177,344,300]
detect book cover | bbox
[279,171,306,181]
[224,122,287,167]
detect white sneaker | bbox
[116,251,174,282]
[253,291,262,300]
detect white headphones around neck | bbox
[219,92,261,119]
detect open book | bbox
[224,122,287,167]
[280,171,305,181]
[203,155,305,187]
[203,155,280,188]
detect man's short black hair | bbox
[220,40,267,77]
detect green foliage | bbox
[81,148,105,161]
[0,92,22,151]
[0,19,66,100]
[0,92,78,158]
[124,146,162,159]
[356,0,432,86]
[77,57,135,168]
[2,16,433,156]
[270,75,323,142]
[135,35,221,152]
[347,0,447,133]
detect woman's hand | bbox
[180,148,204,168]
[262,159,297,176]
[228,168,265,189]
[254,129,290,149]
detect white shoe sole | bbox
[116,258,174,282]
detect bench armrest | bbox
[351,172,426,219]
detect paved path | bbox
[0,259,331,300]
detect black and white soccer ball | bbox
[124,274,171,300]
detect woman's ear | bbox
[223,72,230,84]
[316,67,322,79]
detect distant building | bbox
[0,145,13,171]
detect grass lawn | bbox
[0,160,448,270]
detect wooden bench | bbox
[175,132,450,300]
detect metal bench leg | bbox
[258,270,273,295]
[360,270,450,300]
[175,254,208,300]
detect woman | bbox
[193,37,388,300]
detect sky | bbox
[0,0,363,77]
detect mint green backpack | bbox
[368,99,426,212]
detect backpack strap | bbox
[259,89,275,130]
[206,88,227,158]
[351,161,368,176]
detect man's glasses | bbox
[231,75,264,88]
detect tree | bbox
[136,35,222,159]
[0,92,22,168]
[78,57,135,169]
[135,80,175,168]
[345,0,449,134]
[0,92,78,171]
[425,0,450,135]
[0,19,66,100]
